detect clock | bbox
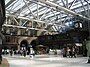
[75,23,79,28]
[74,22,82,28]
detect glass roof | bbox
[5,0,90,32]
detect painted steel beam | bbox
[5,0,15,8]
[2,24,47,31]
[38,0,90,21]
[6,14,45,23]
[12,2,32,15]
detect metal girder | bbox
[51,9,56,19]
[25,7,52,19]
[5,0,15,8]
[40,8,51,20]
[13,0,45,17]
[12,2,32,15]
[12,17,19,25]
[46,12,62,19]
[37,0,90,21]
[23,0,53,17]
[22,21,27,26]
[53,25,58,32]
[34,7,47,15]
[80,0,87,15]
[41,11,65,21]
[24,0,88,22]
[37,1,39,20]
[33,2,77,19]
[23,0,36,19]
[6,14,45,23]
[2,24,47,31]
[25,1,55,18]
[24,5,44,17]
[69,0,77,8]
[28,0,47,13]
[4,15,48,31]
[61,0,66,7]
[65,0,69,8]
[85,0,90,18]
[43,1,90,21]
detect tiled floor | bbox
[3,55,90,67]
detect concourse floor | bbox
[3,55,90,67]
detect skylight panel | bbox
[68,0,76,3]
[5,0,11,5]
[38,2,47,6]
[20,3,35,14]
[19,13,25,16]
[59,3,63,6]
[30,4,42,11]
[21,10,30,15]
[11,0,25,11]
[71,2,87,9]
[21,9,29,14]
[45,12,60,18]
[34,7,46,15]
[56,0,62,3]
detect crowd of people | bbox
[62,46,77,58]
[1,45,80,59]
[2,47,35,58]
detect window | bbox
[6,36,10,42]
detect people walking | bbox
[10,49,13,56]
[23,49,26,57]
[29,48,35,58]
[71,47,76,58]
[86,37,90,63]
[62,47,67,57]
[67,47,71,57]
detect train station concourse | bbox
[0,0,90,67]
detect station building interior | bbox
[0,0,90,57]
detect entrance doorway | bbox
[20,40,29,50]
